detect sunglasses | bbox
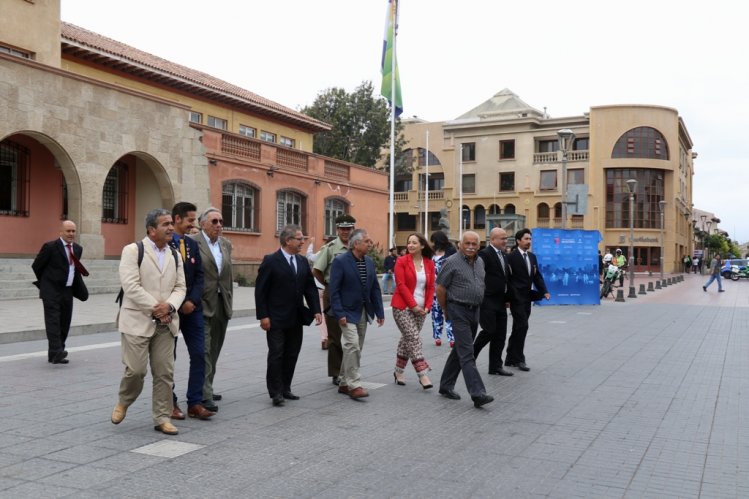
[210,219,224,225]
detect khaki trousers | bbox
[339,308,368,390]
[118,326,175,425]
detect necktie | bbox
[289,255,296,274]
[66,243,90,276]
[523,252,531,275]
[179,238,186,261]
[497,250,506,274]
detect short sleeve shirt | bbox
[436,252,485,306]
[313,238,348,283]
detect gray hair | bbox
[198,207,221,224]
[279,225,302,246]
[145,208,171,231]
[348,228,367,249]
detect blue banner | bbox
[531,228,602,306]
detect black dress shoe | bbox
[472,394,495,408]
[212,394,222,401]
[51,351,69,364]
[439,389,461,400]
[331,376,341,386]
[488,368,514,376]
[201,400,219,412]
[283,392,300,400]
[272,394,285,406]
[507,362,530,372]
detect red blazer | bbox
[391,254,435,311]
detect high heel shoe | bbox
[419,376,433,390]
[435,339,442,346]
[393,372,406,386]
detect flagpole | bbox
[459,144,463,241]
[388,1,398,249]
[424,129,429,239]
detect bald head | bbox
[489,227,508,251]
[60,220,76,244]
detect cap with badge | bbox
[335,214,356,228]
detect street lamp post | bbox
[659,200,666,281]
[626,179,638,298]
[700,215,707,275]
[706,220,713,264]
[462,207,469,233]
[557,129,575,230]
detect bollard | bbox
[647,281,655,292]
[667,277,673,285]
[679,275,684,282]
[615,289,626,302]
[656,280,662,289]
[662,279,668,288]
[638,283,647,295]
[628,286,638,298]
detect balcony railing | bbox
[277,148,308,171]
[324,160,350,181]
[418,191,444,201]
[394,192,408,201]
[533,150,589,164]
[221,135,261,160]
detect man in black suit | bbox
[505,228,550,372]
[474,227,513,376]
[168,202,214,421]
[255,225,322,406]
[32,220,89,364]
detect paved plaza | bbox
[0,272,748,498]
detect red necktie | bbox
[66,243,90,276]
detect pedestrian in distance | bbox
[381,247,398,295]
[429,231,455,347]
[703,254,725,292]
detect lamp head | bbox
[626,179,637,194]
[557,128,576,153]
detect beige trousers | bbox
[118,326,175,425]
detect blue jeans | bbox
[381,272,394,294]
[704,274,723,291]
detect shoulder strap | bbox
[116,241,146,306]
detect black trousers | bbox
[265,324,303,397]
[474,305,508,372]
[43,287,73,359]
[506,300,532,365]
[439,302,486,398]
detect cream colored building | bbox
[393,89,695,273]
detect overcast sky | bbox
[61,0,749,243]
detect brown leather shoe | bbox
[348,387,369,399]
[187,404,216,420]
[111,403,127,425]
[337,384,349,395]
[171,404,186,420]
[154,421,179,435]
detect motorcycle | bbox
[730,266,749,281]
[600,263,623,299]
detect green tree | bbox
[302,81,407,172]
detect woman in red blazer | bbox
[392,233,436,389]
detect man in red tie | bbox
[32,220,89,364]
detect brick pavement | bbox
[0,272,747,497]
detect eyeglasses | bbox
[292,237,304,241]
[210,219,224,225]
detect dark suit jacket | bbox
[255,249,320,329]
[478,245,510,310]
[506,249,548,303]
[329,251,385,324]
[169,234,204,309]
[32,239,88,301]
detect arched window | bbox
[416,147,441,166]
[612,127,669,160]
[554,202,562,218]
[488,204,501,215]
[474,205,486,229]
[102,161,128,224]
[537,203,549,219]
[324,197,348,237]
[0,139,30,217]
[504,204,515,215]
[461,205,471,229]
[222,181,258,231]
[277,190,305,232]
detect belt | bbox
[448,300,480,310]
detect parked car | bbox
[721,258,748,277]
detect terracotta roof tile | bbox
[60,22,329,132]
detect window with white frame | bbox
[260,131,277,143]
[189,111,202,124]
[324,198,347,237]
[239,125,256,138]
[277,190,303,231]
[280,136,295,148]
[222,182,257,231]
[207,116,227,130]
